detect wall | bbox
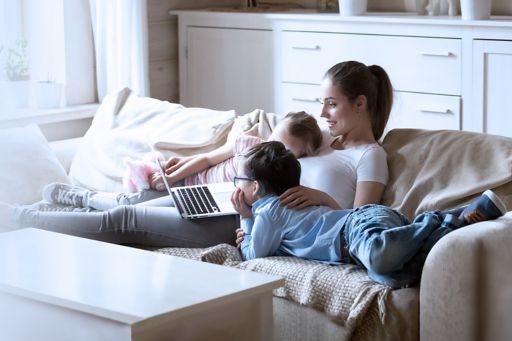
[147,0,238,102]
[367,0,512,14]
[147,0,512,102]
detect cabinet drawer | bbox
[388,92,461,131]
[281,31,462,95]
[281,83,326,129]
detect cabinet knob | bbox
[420,51,454,57]
[292,97,322,103]
[291,45,321,51]
[419,108,453,114]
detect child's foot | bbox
[42,182,89,207]
[459,190,506,225]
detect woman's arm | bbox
[279,186,341,210]
[352,181,385,208]
[279,181,385,210]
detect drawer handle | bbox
[292,97,322,103]
[420,109,453,114]
[420,51,454,57]
[292,45,321,51]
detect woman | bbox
[1,61,394,247]
[281,60,393,211]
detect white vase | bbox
[416,0,428,15]
[36,82,63,109]
[460,0,491,20]
[10,80,30,108]
[338,0,367,16]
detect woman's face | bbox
[319,77,361,137]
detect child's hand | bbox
[235,228,245,249]
[149,172,172,191]
[165,157,185,175]
[231,188,252,218]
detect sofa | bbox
[1,90,511,341]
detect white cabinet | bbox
[279,30,462,132]
[473,39,512,138]
[172,11,512,139]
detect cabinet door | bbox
[186,27,274,114]
[473,40,512,137]
[280,83,325,128]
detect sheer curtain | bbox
[89,0,149,101]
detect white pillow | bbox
[0,124,70,204]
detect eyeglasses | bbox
[233,176,255,187]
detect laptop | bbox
[152,151,238,219]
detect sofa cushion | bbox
[68,88,236,191]
[0,124,70,204]
[381,129,512,219]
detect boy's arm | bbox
[240,213,282,260]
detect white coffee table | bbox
[0,228,284,341]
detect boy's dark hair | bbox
[242,141,301,196]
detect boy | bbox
[231,141,507,288]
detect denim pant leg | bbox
[344,205,454,288]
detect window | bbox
[0,0,96,119]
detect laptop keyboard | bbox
[175,186,220,216]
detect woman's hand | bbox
[235,228,245,249]
[279,185,341,210]
[231,188,252,218]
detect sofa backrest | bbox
[381,129,512,219]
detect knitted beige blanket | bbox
[153,244,390,340]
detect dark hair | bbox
[284,111,323,156]
[324,61,393,141]
[242,141,301,195]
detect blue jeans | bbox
[343,204,456,288]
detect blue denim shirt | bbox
[240,195,351,262]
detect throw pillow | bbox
[381,129,512,219]
[0,124,70,204]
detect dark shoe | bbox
[459,190,506,225]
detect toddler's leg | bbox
[3,202,237,247]
[42,182,167,210]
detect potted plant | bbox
[4,39,30,81]
[2,39,30,108]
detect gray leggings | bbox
[14,190,238,248]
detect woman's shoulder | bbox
[341,142,387,160]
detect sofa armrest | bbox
[49,137,82,173]
[420,211,512,341]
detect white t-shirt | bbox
[299,130,388,209]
